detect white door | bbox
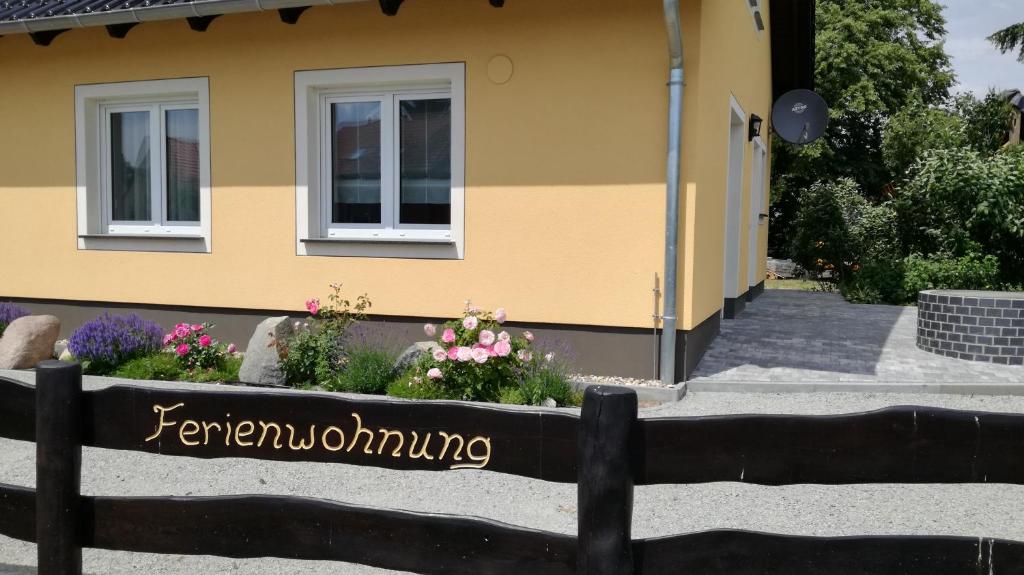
[748,139,766,290]
[723,98,746,309]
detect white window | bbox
[295,63,465,259]
[75,78,211,252]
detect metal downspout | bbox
[660,0,684,386]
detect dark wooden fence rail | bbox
[1,362,1024,574]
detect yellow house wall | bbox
[680,0,773,330]
[0,0,773,334]
[0,0,673,329]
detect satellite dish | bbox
[771,89,829,145]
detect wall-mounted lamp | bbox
[749,114,763,142]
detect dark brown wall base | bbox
[673,312,721,383]
[1,297,663,380]
[723,293,748,319]
[746,281,765,302]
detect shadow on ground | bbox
[694,291,903,379]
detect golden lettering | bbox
[286,424,316,450]
[201,421,222,446]
[145,403,185,442]
[347,413,375,454]
[408,431,435,460]
[377,429,405,457]
[257,421,283,449]
[234,421,255,447]
[144,404,492,468]
[179,420,201,446]
[438,432,465,462]
[451,436,491,470]
[322,426,346,451]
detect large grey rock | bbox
[394,341,443,374]
[0,315,61,369]
[238,317,294,386]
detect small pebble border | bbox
[917,290,1024,366]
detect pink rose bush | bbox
[401,304,545,403]
[163,322,231,370]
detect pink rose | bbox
[447,347,459,361]
[174,325,190,339]
[495,308,507,324]
[478,330,496,346]
[424,324,437,337]
[305,298,320,316]
[162,333,174,346]
[517,350,533,362]
[175,343,190,357]
[494,339,512,357]
[442,328,457,344]
[487,346,497,357]
[199,335,212,347]
[456,347,473,362]
[432,348,447,362]
[191,324,204,333]
[523,331,534,343]
[427,368,443,380]
[462,316,479,330]
[471,347,489,364]
[227,343,237,354]
[497,331,510,342]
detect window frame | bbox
[295,63,465,259]
[100,99,202,235]
[75,78,211,253]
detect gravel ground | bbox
[3,372,1024,574]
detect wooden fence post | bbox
[36,360,83,575]
[577,386,638,575]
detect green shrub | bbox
[188,355,243,383]
[790,179,899,283]
[280,283,371,387]
[110,353,241,383]
[327,347,397,395]
[902,252,1001,295]
[841,260,907,304]
[516,365,582,407]
[895,146,1024,284]
[841,253,1002,305]
[386,372,451,401]
[112,353,182,381]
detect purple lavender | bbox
[0,302,30,337]
[68,313,163,373]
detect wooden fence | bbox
[1,360,1024,574]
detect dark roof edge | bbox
[0,0,368,35]
[769,0,816,102]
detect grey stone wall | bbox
[917,291,1024,366]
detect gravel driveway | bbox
[2,372,1024,574]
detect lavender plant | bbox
[68,313,164,374]
[0,303,30,338]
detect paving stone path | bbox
[690,290,1024,384]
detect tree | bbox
[770,0,955,257]
[989,22,1024,63]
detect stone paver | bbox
[690,290,1024,384]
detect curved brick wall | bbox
[917,290,1024,366]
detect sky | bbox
[941,0,1024,96]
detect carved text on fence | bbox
[144,403,492,469]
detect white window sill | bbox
[301,237,455,245]
[80,234,206,240]
[297,236,461,259]
[77,234,210,253]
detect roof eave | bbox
[0,0,369,36]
